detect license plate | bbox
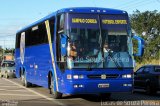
[98,84,109,88]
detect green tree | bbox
[130,10,160,63]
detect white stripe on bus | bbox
[45,20,59,92]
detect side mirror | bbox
[133,35,145,57]
[60,34,67,56]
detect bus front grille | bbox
[87,74,119,79]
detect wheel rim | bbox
[5,73,8,78]
[22,75,25,83]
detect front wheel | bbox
[50,75,62,99]
[21,72,31,87]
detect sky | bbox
[0,0,160,48]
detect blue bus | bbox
[15,7,144,99]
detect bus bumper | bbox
[62,79,133,94]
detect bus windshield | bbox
[66,13,132,69]
[69,28,101,59]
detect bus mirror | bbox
[61,34,67,56]
[133,35,145,57]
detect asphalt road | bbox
[0,78,159,106]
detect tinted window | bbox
[16,33,21,48]
[155,66,160,72]
[144,67,152,73]
[136,67,144,74]
[49,18,55,42]
[38,23,48,44]
[25,29,31,46]
[25,23,48,47]
[25,19,55,47]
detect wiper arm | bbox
[106,50,123,70]
[87,50,100,71]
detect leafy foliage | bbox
[130,10,160,63]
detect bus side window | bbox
[25,29,31,47]
[38,23,48,44]
[16,33,21,48]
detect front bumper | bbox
[63,79,133,94]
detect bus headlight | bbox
[67,75,84,79]
[73,75,84,79]
[122,74,132,78]
[73,75,79,79]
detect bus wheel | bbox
[22,72,31,87]
[50,75,62,99]
[21,73,25,86]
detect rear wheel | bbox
[146,84,157,95]
[50,75,62,99]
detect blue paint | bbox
[15,7,143,96]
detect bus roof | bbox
[17,7,127,33]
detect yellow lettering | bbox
[72,18,97,24]
[102,19,127,24]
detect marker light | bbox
[73,75,84,79]
[97,10,100,12]
[67,74,72,79]
[74,85,78,88]
[123,84,132,87]
[70,9,73,12]
[79,85,84,88]
[103,10,106,12]
[91,10,95,12]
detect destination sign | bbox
[72,18,97,24]
[102,19,127,24]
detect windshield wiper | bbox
[106,50,123,70]
[87,50,100,71]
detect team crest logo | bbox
[20,32,25,64]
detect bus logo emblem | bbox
[101,74,107,79]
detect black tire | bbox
[50,75,62,99]
[146,84,157,95]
